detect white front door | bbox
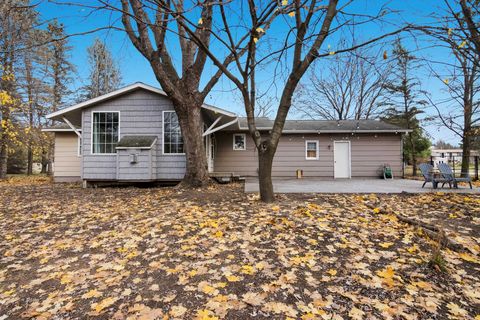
[334,141,351,178]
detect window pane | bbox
[306,142,318,159]
[163,111,183,154]
[92,112,119,154]
[234,135,245,150]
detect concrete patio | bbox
[244,178,480,194]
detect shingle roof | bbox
[41,124,82,132]
[116,136,157,149]
[237,118,409,132]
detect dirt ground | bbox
[0,177,479,319]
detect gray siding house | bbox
[44,83,409,183]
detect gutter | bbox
[237,128,413,133]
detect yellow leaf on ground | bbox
[379,242,394,248]
[82,289,102,299]
[226,275,240,282]
[91,297,118,313]
[459,252,480,264]
[326,269,337,276]
[60,274,72,284]
[241,265,255,275]
[202,285,216,295]
[377,266,396,287]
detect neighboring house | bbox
[430,147,479,167]
[43,82,410,184]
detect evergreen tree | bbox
[381,40,430,176]
[80,38,122,99]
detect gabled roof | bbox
[46,82,237,122]
[236,118,410,133]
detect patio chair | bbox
[419,163,451,189]
[437,163,472,189]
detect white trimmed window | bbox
[92,112,119,154]
[78,137,82,156]
[163,111,184,154]
[233,133,246,150]
[305,140,319,160]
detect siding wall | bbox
[81,90,186,180]
[214,132,403,178]
[116,149,154,180]
[53,132,81,181]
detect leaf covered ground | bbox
[0,178,479,319]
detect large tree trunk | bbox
[175,103,210,187]
[41,149,48,174]
[408,134,417,176]
[27,146,33,175]
[258,148,275,202]
[0,137,7,179]
[47,142,54,176]
[461,132,471,178]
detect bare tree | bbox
[101,0,249,187]
[458,0,480,55]
[42,20,75,174]
[421,0,480,176]
[426,45,479,177]
[295,47,390,120]
[175,0,406,201]
[0,0,36,179]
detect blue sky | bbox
[37,0,464,146]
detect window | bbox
[92,112,119,154]
[233,133,246,150]
[78,137,82,156]
[163,111,184,154]
[305,140,319,160]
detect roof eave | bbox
[41,128,82,132]
[237,128,412,133]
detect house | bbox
[43,82,410,184]
[430,147,479,167]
